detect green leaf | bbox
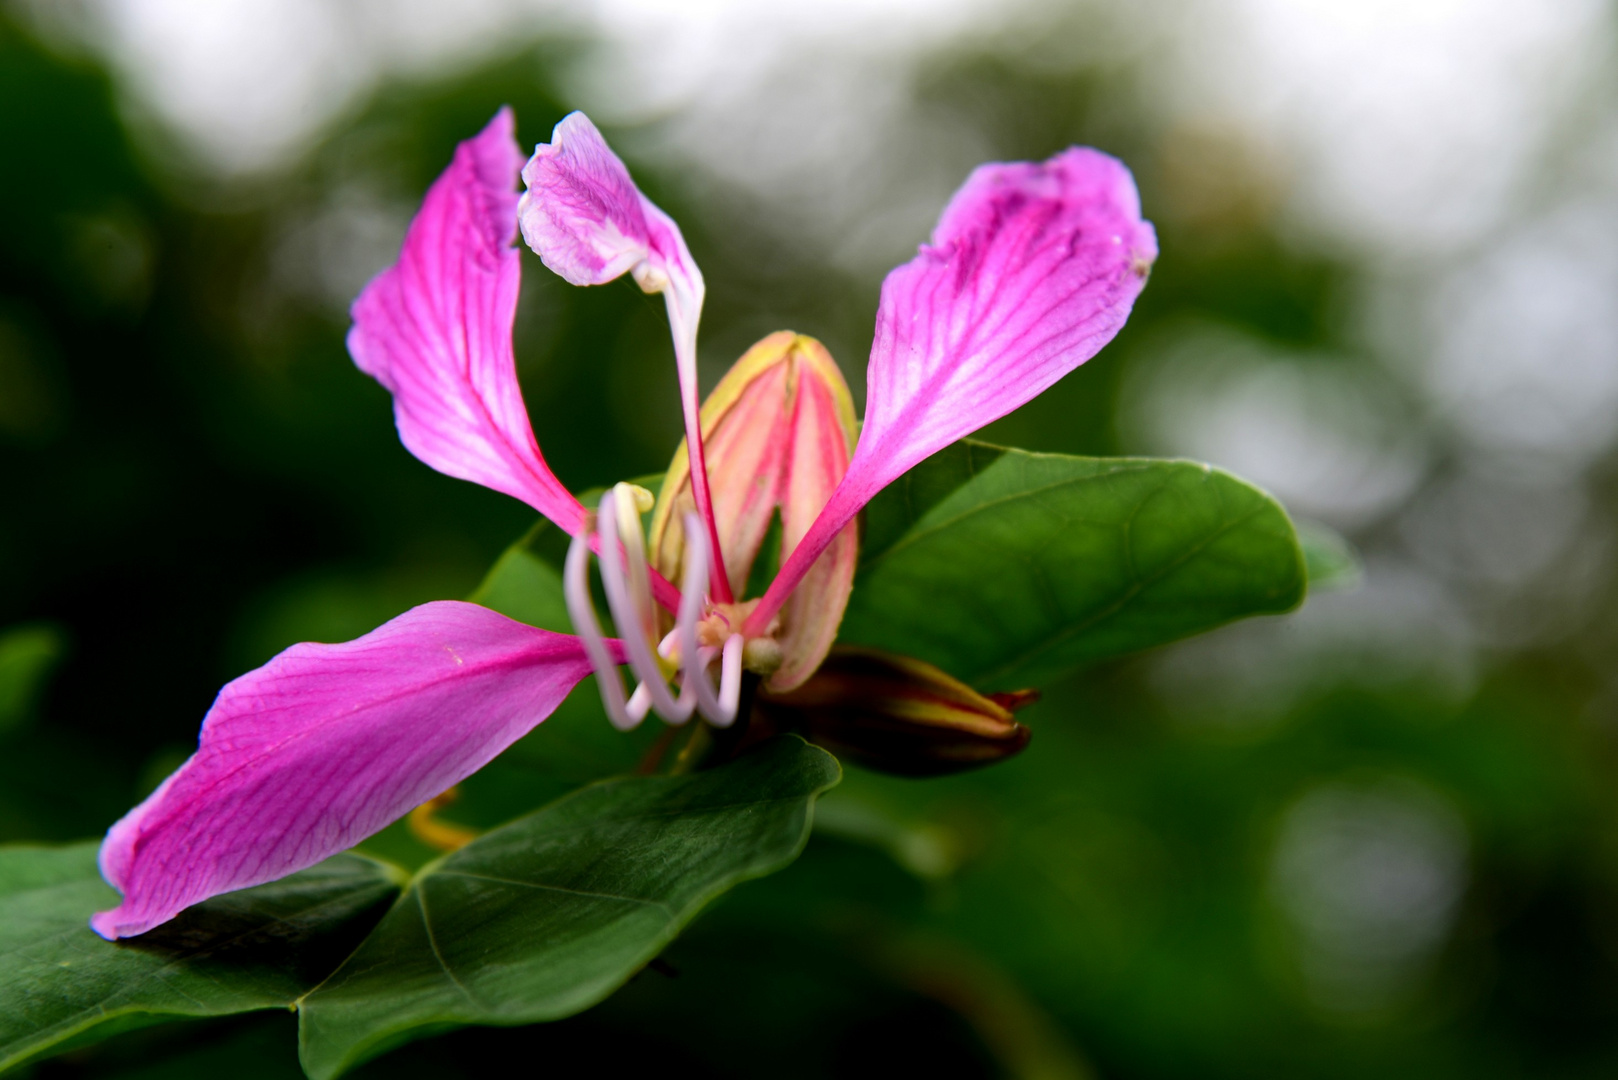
[467,519,573,633]
[297,736,841,1079]
[858,439,1009,564]
[1297,519,1363,593]
[844,441,1306,688]
[0,844,402,1072]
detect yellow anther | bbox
[620,483,656,515]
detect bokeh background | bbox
[4,0,1618,1076]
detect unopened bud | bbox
[753,648,1033,777]
[648,332,858,692]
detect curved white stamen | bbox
[563,525,639,731]
[598,488,693,724]
[625,682,653,723]
[717,634,744,724]
[678,512,742,727]
[677,512,723,722]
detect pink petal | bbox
[91,601,612,940]
[518,113,729,600]
[749,148,1156,633]
[348,107,586,535]
[517,111,655,287]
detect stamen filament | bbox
[598,488,694,724]
[563,525,638,731]
[585,531,682,614]
[677,512,742,727]
[718,633,744,721]
[625,683,652,723]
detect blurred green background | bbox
[5,1,1618,1076]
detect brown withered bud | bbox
[752,647,1034,777]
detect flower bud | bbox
[753,648,1033,777]
[649,332,858,691]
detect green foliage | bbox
[298,737,840,1078]
[466,520,573,632]
[844,441,1306,688]
[0,623,65,736]
[1296,520,1363,593]
[0,846,400,1073]
[0,740,838,1077]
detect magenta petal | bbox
[863,148,1155,497]
[90,601,611,940]
[516,112,705,306]
[517,111,654,287]
[348,108,585,535]
[750,149,1156,631]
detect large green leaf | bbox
[0,844,402,1072]
[297,736,841,1079]
[844,441,1306,688]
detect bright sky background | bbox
[20,0,1605,256]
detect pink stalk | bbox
[680,359,733,605]
[665,287,732,603]
[744,484,860,637]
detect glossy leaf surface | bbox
[844,441,1305,687]
[297,736,841,1079]
[0,844,400,1072]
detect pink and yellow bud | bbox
[649,332,858,692]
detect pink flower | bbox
[90,107,1155,939]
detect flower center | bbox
[698,601,783,677]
